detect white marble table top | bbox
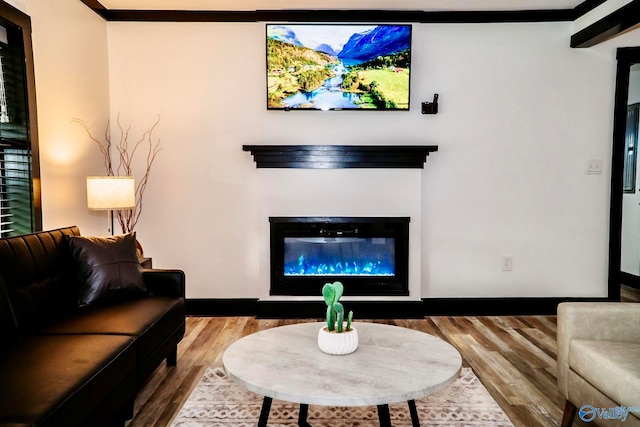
[222,322,462,406]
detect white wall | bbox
[103,20,630,299]
[7,0,111,234]
[11,0,640,300]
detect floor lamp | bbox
[86,176,136,235]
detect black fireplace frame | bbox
[269,217,410,296]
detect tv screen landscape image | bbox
[266,24,412,111]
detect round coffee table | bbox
[222,322,462,427]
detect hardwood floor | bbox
[622,284,640,302]
[129,289,640,427]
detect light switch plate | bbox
[586,159,603,175]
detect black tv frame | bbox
[266,23,412,111]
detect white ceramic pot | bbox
[317,326,358,355]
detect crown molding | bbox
[79,0,605,23]
[571,0,640,48]
[79,0,633,47]
[92,8,575,23]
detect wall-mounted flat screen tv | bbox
[266,24,412,111]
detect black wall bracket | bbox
[421,94,439,114]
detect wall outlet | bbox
[502,256,513,271]
[585,159,603,175]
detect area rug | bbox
[171,366,514,426]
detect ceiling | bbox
[98,0,588,12]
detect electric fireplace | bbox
[270,217,409,296]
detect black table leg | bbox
[298,403,312,427]
[377,404,392,427]
[408,400,420,427]
[258,396,272,427]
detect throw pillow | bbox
[68,232,147,307]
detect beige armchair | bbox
[557,302,640,427]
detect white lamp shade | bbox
[87,176,136,210]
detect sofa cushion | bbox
[0,276,19,344]
[0,334,136,426]
[68,232,146,307]
[569,339,640,410]
[0,227,81,335]
[40,295,184,363]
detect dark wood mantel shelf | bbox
[242,145,438,169]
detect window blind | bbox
[0,144,32,236]
[0,13,34,238]
[624,103,640,194]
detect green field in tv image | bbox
[267,24,411,110]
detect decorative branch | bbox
[73,114,161,233]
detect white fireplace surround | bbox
[257,168,423,301]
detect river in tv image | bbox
[281,62,361,110]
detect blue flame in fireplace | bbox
[283,237,395,277]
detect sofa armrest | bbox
[557,302,640,397]
[142,269,185,298]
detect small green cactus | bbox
[322,281,354,333]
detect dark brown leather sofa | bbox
[0,226,185,427]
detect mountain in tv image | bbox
[315,43,339,57]
[338,25,411,63]
[268,25,304,47]
[266,24,411,110]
